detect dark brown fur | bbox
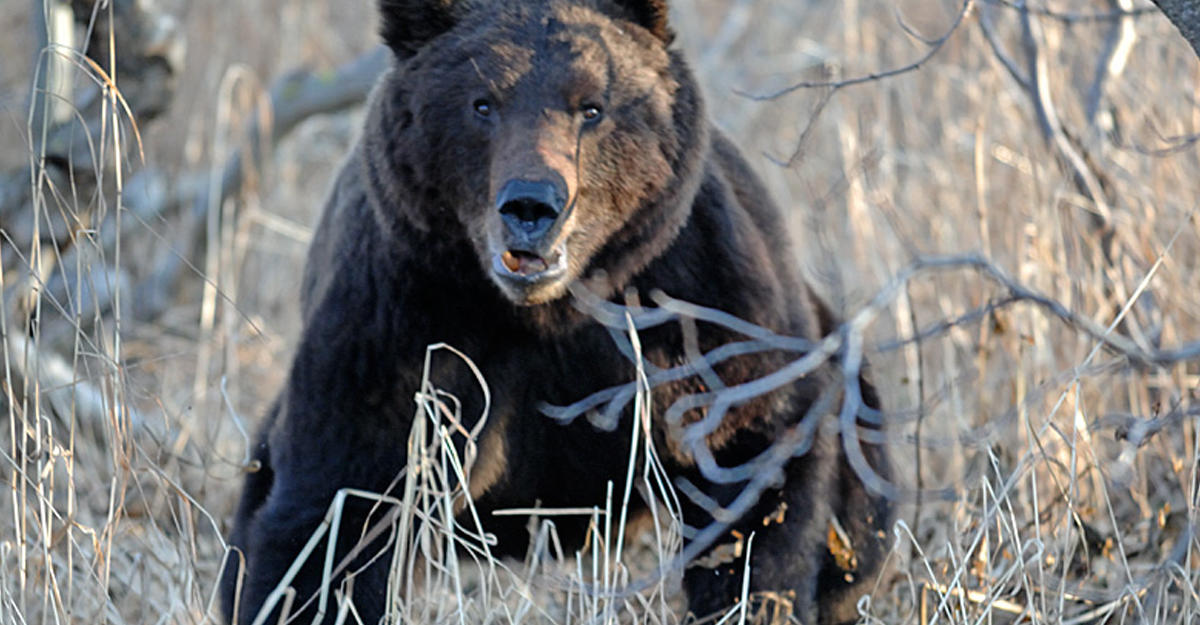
[222,1,888,623]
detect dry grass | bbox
[2,0,1199,623]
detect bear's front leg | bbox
[232,474,401,625]
[679,440,839,625]
[227,385,411,625]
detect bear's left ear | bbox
[610,0,673,44]
[378,0,464,57]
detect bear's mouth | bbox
[491,243,569,285]
[489,241,568,297]
[501,250,549,275]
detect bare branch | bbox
[2,323,151,437]
[554,252,1200,504]
[979,1,1032,89]
[1020,5,1114,227]
[1086,0,1139,126]
[133,46,390,320]
[1125,129,1200,155]
[988,0,1159,24]
[736,0,974,101]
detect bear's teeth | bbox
[501,250,521,272]
[502,250,550,274]
[523,257,548,274]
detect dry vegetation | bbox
[2,1,1199,623]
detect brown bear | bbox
[221,0,889,623]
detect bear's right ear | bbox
[378,0,461,57]
[610,0,673,44]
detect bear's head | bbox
[364,0,708,306]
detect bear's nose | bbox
[497,179,564,243]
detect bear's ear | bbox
[378,0,462,57]
[610,0,673,44]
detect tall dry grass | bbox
[2,0,1199,623]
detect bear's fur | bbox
[222,1,889,623]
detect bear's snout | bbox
[496,178,565,249]
[488,178,572,302]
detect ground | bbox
[1,1,1199,623]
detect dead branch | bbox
[132,46,389,321]
[1020,5,1114,229]
[1,8,389,435]
[1131,132,1200,155]
[1086,0,1139,127]
[557,252,1200,499]
[26,0,181,183]
[736,0,974,101]
[2,322,151,438]
[987,0,1159,24]
[4,0,183,282]
[560,250,1200,608]
[4,2,389,323]
[979,2,1032,89]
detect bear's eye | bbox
[581,104,603,122]
[473,99,493,117]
